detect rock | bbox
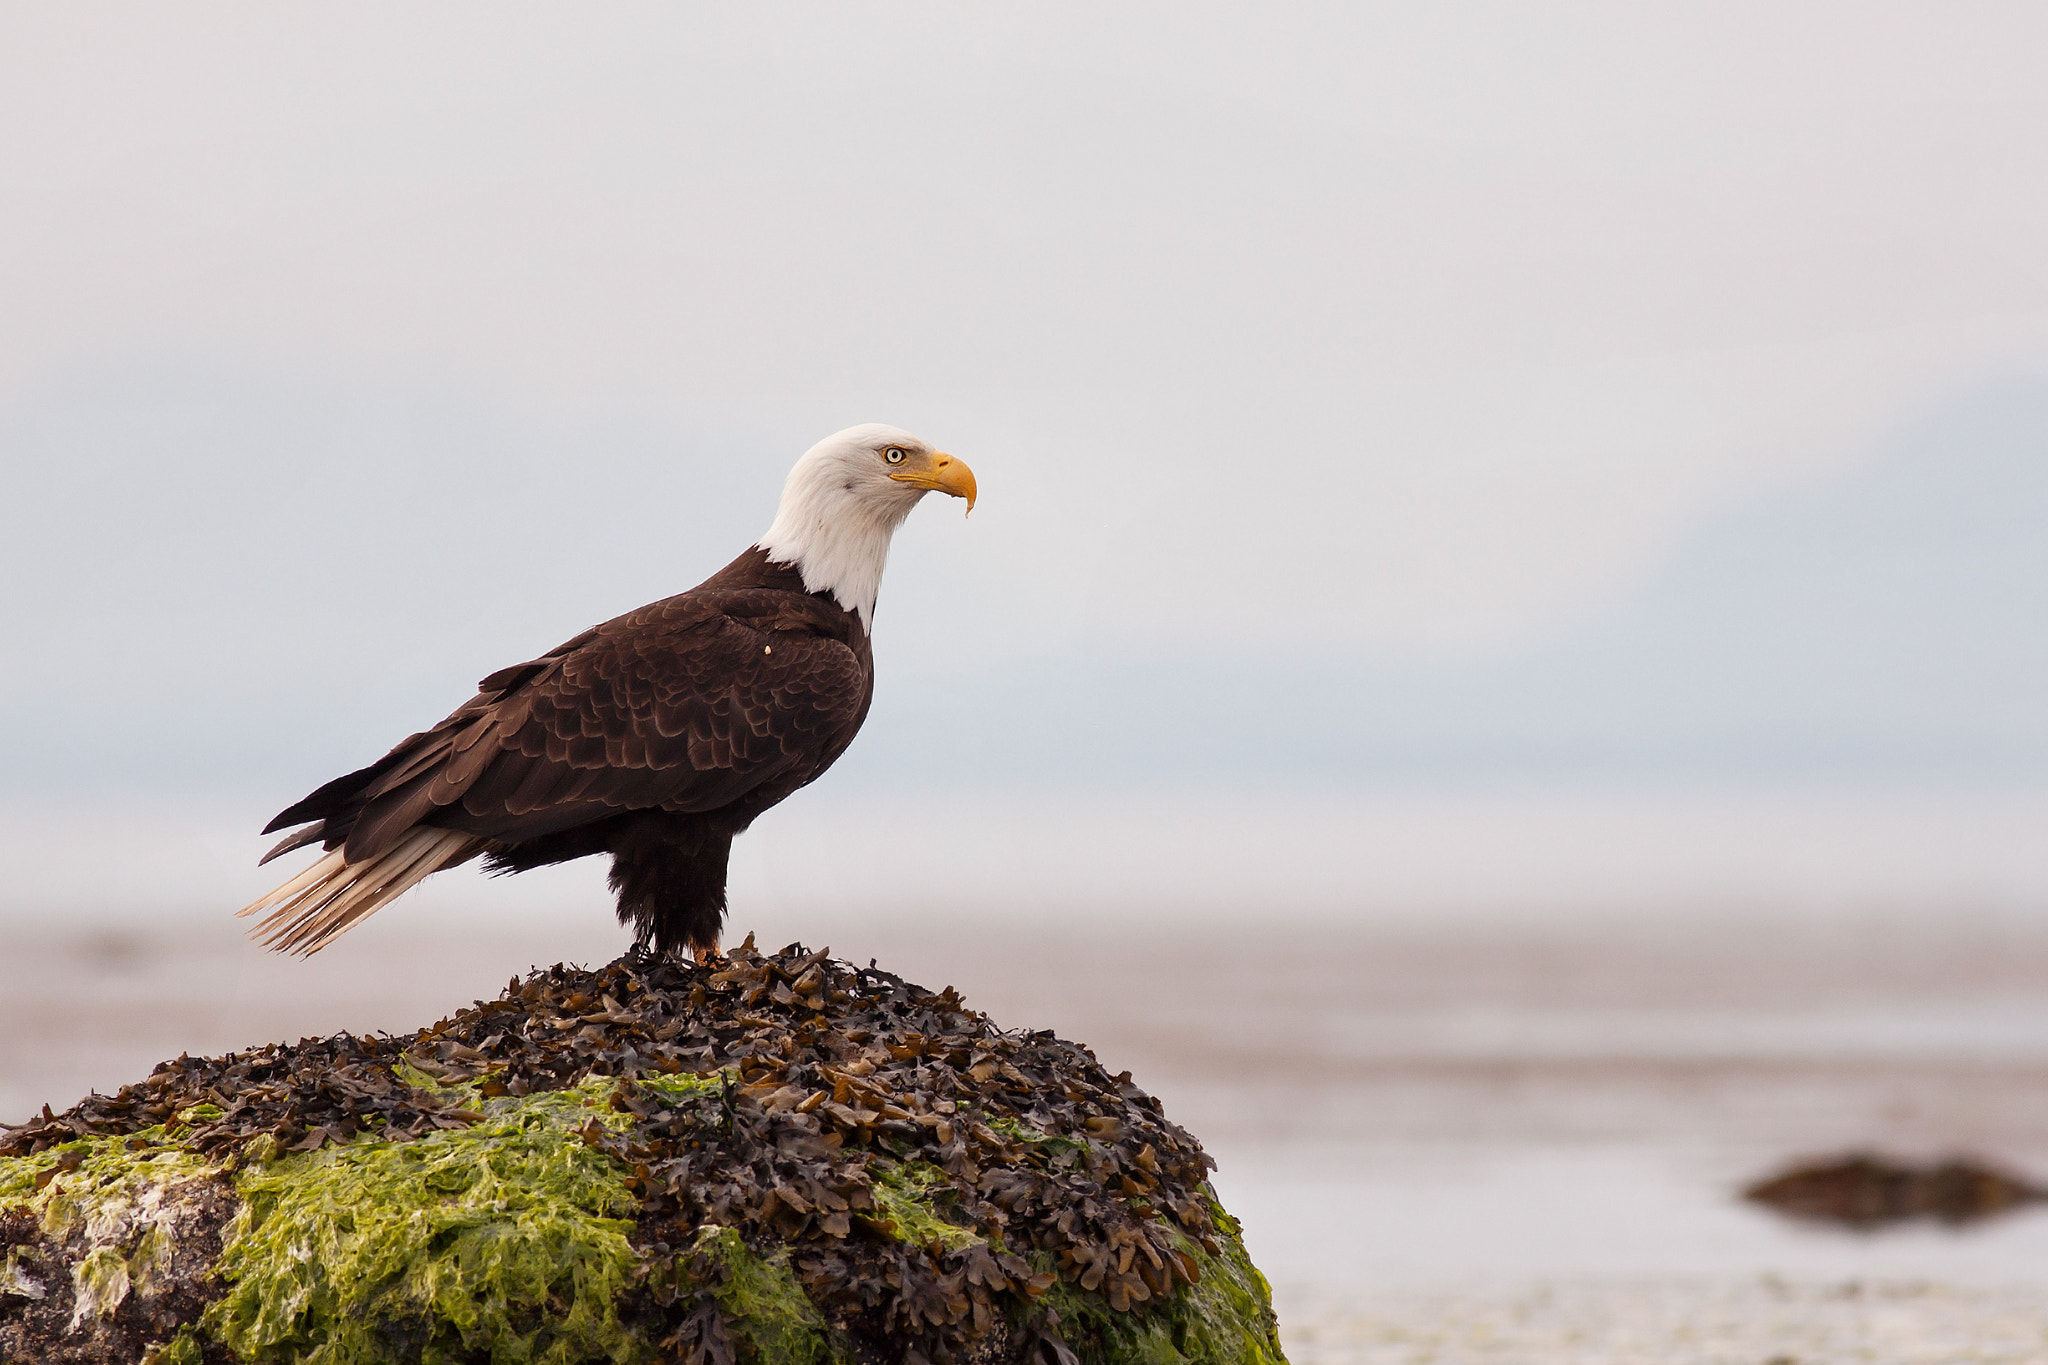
[2,938,1287,1365]
[1743,1152,2046,1229]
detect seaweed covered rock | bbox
[1744,1152,2046,1228]
[1,939,1286,1365]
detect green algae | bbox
[1039,1196,1284,1365]
[853,1157,1282,1365]
[0,1118,226,1328]
[141,1325,207,1364]
[626,1071,733,1106]
[726,1146,1280,1365]
[69,1244,133,1331]
[989,1115,1082,1157]
[0,1122,222,1232]
[980,1120,1285,1363]
[0,1245,48,1301]
[867,1159,982,1253]
[202,1075,667,1365]
[689,1225,850,1365]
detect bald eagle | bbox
[240,425,976,958]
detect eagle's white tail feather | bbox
[311,830,462,937]
[238,848,347,917]
[238,830,482,955]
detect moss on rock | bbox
[867,1160,983,1254]
[688,1225,844,1365]
[0,1118,241,1363]
[1039,1200,1285,1365]
[203,1076,667,1365]
[3,943,1285,1365]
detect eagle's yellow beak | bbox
[890,452,977,515]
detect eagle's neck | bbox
[754,466,920,633]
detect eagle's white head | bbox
[756,423,977,630]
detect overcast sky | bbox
[4,3,2048,797]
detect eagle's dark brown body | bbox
[262,547,874,952]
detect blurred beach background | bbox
[7,5,2048,1359]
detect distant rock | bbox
[1,939,1285,1365]
[1743,1152,2045,1229]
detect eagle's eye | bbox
[883,447,908,465]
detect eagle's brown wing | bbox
[263,589,869,863]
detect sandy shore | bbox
[1276,1278,2048,1364]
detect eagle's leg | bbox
[607,815,732,959]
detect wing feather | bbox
[263,584,868,876]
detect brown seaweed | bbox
[3,937,1227,1364]
[1744,1153,2046,1230]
